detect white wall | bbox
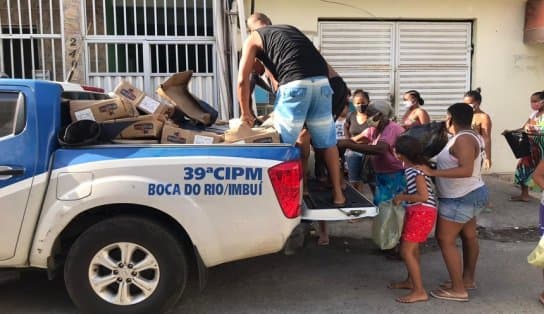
[246,0,544,174]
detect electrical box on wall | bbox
[524,0,544,44]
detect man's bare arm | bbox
[237,32,262,125]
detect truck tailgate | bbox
[301,180,378,221]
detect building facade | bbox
[245,0,544,173]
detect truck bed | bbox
[302,180,378,221]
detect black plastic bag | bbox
[503,129,531,158]
[58,120,101,146]
[402,121,449,159]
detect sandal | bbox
[439,280,477,290]
[317,237,329,246]
[430,288,469,302]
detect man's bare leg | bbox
[315,146,346,205]
[296,129,311,195]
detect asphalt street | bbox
[0,236,542,314]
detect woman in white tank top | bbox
[417,103,489,302]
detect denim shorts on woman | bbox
[438,185,489,223]
[273,76,336,149]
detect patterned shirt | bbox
[405,167,436,208]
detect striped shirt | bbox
[405,167,436,208]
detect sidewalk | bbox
[327,174,540,239]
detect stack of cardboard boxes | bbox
[67,71,280,145]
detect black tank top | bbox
[255,25,328,85]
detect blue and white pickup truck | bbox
[0,79,376,313]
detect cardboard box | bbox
[156,71,215,126]
[101,115,164,140]
[69,98,136,122]
[137,95,174,117]
[113,80,173,117]
[224,125,280,144]
[161,125,224,144]
[113,80,145,107]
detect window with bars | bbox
[85,0,214,75]
[0,0,64,80]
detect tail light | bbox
[81,85,105,93]
[268,160,302,219]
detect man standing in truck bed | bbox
[237,12,346,207]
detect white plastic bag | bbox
[372,200,405,250]
[528,235,544,268]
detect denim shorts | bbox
[438,185,489,223]
[273,76,336,149]
[345,150,364,182]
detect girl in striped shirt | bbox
[388,135,438,303]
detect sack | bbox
[372,200,405,250]
[402,121,448,159]
[503,129,531,158]
[528,235,544,268]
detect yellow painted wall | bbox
[245,0,544,174]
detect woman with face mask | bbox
[464,88,492,170]
[508,91,544,202]
[400,90,430,129]
[338,100,406,206]
[343,89,371,193]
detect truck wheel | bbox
[64,216,187,314]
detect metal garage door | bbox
[319,21,472,119]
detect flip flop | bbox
[509,196,530,202]
[317,238,329,246]
[439,280,477,290]
[332,201,347,208]
[430,288,469,302]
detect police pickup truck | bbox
[0,79,376,314]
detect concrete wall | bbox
[246,0,544,174]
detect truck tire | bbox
[64,216,187,314]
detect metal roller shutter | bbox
[396,22,471,119]
[319,21,395,102]
[319,21,472,120]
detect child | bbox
[388,135,438,303]
[531,160,544,305]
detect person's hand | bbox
[483,158,491,170]
[392,194,403,206]
[415,164,434,176]
[337,138,353,149]
[240,113,256,127]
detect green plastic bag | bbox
[528,235,544,268]
[372,200,406,250]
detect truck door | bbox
[0,90,36,260]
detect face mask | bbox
[366,115,381,128]
[358,104,368,113]
[531,101,542,111]
[403,100,413,109]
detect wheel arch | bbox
[48,203,206,287]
